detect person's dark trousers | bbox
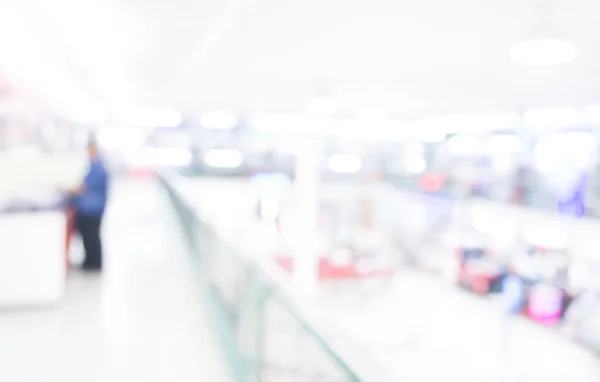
[75,213,103,270]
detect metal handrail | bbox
[158,171,391,382]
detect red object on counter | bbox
[274,255,396,281]
[458,264,496,295]
[419,173,446,192]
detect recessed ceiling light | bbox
[510,8,577,67]
[203,149,243,168]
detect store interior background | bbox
[2,0,600,381]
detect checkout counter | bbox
[0,152,83,308]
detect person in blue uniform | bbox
[73,140,109,271]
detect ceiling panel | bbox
[3,0,600,122]
[176,0,600,116]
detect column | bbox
[291,137,322,297]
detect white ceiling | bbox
[0,0,600,122]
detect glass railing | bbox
[158,173,386,382]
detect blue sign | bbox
[558,173,587,217]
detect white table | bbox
[0,211,67,307]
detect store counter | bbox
[0,197,69,308]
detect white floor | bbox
[316,270,600,382]
[0,178,232,382]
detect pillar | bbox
[291,137,322,297]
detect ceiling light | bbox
[204,149,243,168]
[510,11,577,67]
[327,154,362,173]
[200,110,238,130]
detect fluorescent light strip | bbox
[204,149,243,168]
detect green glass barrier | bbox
[158,174,384,382]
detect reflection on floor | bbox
[316,270,600,382]
[0,179,231,382]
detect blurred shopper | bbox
[71,140,109,271]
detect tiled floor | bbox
[0,179,231,382]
